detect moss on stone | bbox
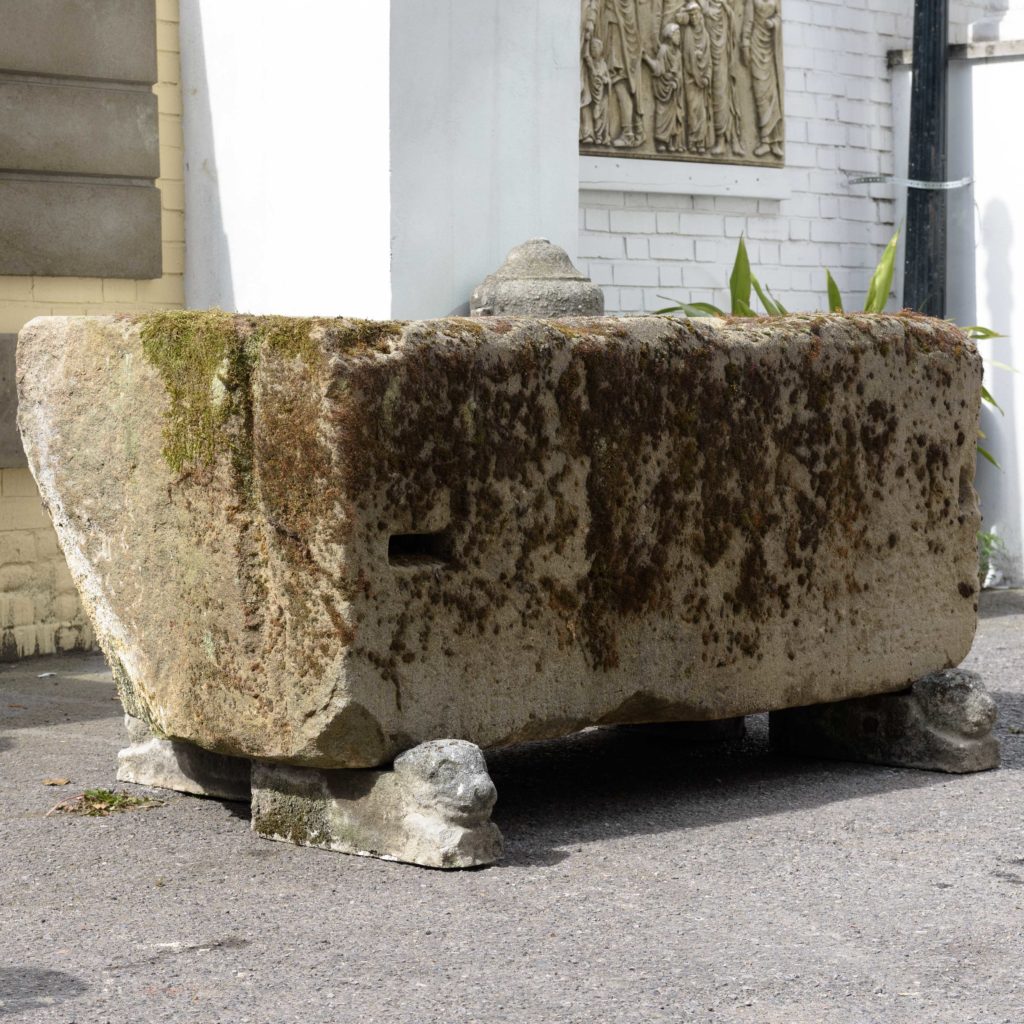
[136,310,404,478]
[253,791,332,847]
[128,310,978,723]
[342,313,976,672]
[138,309,244,474]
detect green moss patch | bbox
[136,310,404,477]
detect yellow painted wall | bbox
[0,0,184,659]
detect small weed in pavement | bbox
[47,788,164,817]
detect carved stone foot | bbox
[116,715,251,800]
[250,740,504,869]
[616,717,746,742]
[770,669,1000,774]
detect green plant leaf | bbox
[981,385,1004,414]
[766,287,789,315]
[654,301,725,317]
[978,444,1000,469]
[961,325,1003,340]
[751,274,783,316]
[978,529,1007,585]
[826,271,844,313]
[863,227,900,313]
[988,360,1018,373]
[687,302,728,316]
[729,237,753,316]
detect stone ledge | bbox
[580,156,793,199]
[0,0,157,84]
[0,180,161,279]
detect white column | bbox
[181,1,581,322]
[961,53,1024,585]
[179,1,392,317]
[903,44,1024,585]
[389,0,580,318]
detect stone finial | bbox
[470,238,605,317]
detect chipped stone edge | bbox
[17,318,149,708]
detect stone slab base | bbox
[770,669,1000,774]
[116,715,251,801]
[250,740,503,869]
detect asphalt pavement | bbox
[2,591,1023,1023]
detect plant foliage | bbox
[656,230,1007,469]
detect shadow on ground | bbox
[0,653,120,733]
[0,967,87,1018]
[485,714,986,867]
[3,609,1020,871]
[978,588,1024,620]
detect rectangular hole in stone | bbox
[388,531,452,568]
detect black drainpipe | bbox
[903,0,950,317]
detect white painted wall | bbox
[892,29,1024,586]
[389,0,580,318]
[179,1,392,317]
[578,0,1011,317]
[939,51,1024,584]
[181,1,580,321]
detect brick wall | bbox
[0,0,184,660]
[579,0,1010,316]
[0,468,92,659]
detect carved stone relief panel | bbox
[580,0,784,165]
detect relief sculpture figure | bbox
[704,0,745,156]
[680,1,713,155]
[742,0,784,158]
[581,36,613,145]
[579,0,783,164]
[643,22,684,153]
[599,0,647,148]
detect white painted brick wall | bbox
[580,0,1013,315]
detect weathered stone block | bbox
[17,313,982,768]
[0,0,157,84]
[770,669,1000,773]
[251,740,502,869]
[0,80,159,179]
[117,714,251,801]
[0,181,162,279]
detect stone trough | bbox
[16,312,997,867]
